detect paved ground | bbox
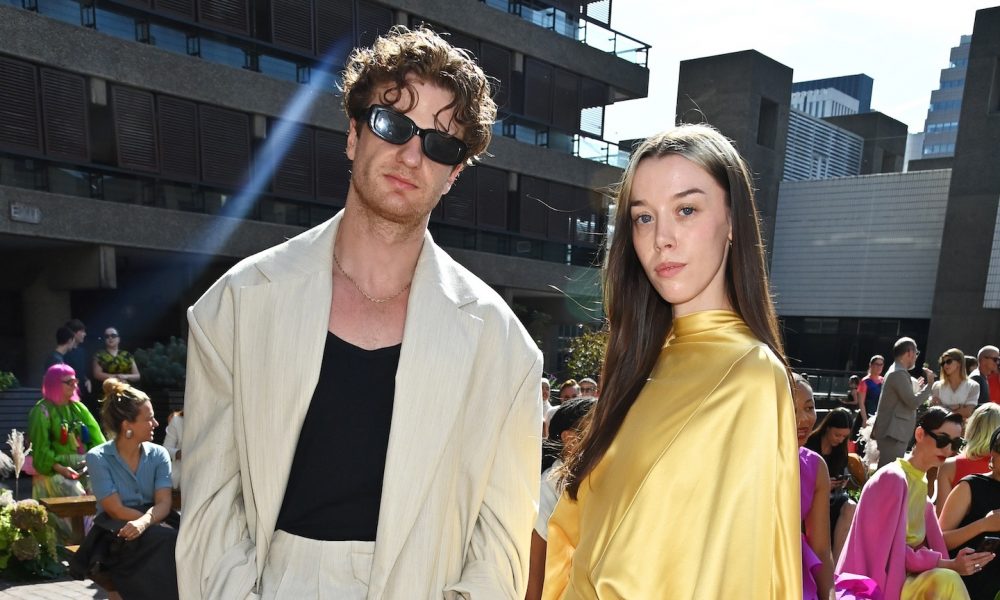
[0,578,110,599]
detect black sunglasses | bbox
[921,427,965,452]
[941,357,959,366]
[366,105,468,166]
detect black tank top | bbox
[276,331,400,541]
[953,474,1000,600]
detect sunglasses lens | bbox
[371,109,412,144]
[424,133,467,165]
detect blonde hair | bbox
[964,403,1000,460]
[938,347,967,382]
[100,378,151,437]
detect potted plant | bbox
[0,491,64,580]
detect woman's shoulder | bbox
[86,440,114,460]
[142,442,171,462]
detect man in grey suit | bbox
[872,337,936,468]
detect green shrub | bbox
[134,337,187,388]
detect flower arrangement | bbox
[6,429,31,498]
[0,491,63,579]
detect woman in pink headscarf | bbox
[28,364,106,499]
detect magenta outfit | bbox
[834,460,949,600]
[800,446,824,600]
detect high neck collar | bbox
[670,309,744,339]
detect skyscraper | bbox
[921,35,971,158]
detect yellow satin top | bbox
[543,310,801,599]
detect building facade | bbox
[790,87,859,119]
[782,110,863,181]
[0,0,649,383]
[791,74,874,114]
[921,35,970,159]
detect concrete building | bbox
[676,50,792,250]
[927,7,1000,358]
[824,112,908,175]
[783,110,863,181]
[792,74,874,114]
[771,170,951,369]
[790,87,859,118]
[921,35,971,159]
[0,0,650,383]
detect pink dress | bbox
[800,446,824,600]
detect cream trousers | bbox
[260,530,375,600]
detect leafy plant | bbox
[0,493,64,580]
[134,337,187,388]
[0,372,19,392]
[565,328,608,381]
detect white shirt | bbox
[163,414,183,489]
[534,460,562,541]
[931,378,980,409]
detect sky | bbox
[604,0,993,143]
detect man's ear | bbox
[347,119,358,161]
[442,163,465,195]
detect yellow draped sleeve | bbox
[543,310,801,599]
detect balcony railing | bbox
[493,114,629,168]
[479,0,649,67]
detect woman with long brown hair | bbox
[542,124,800,598]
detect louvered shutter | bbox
[479,43,511,110]
[314,128,350,206]
[546,181,574,242]
[476,166,507,230]
[272,122,314,199]
[442,167,475,225]
[272,0,314,54]
[40,69,89,161]
[112,85,158,172]
[199,105,250,187]
[315,0,353,63]
[356,1,393,49]
[0,57,41,154]
[519,175,547,237]
[158,96,199,181]
[198,0,250,34]
[155,0,196,19]
[523,58,552,123]
[552,68,579,132]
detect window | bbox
[757,96,779,149]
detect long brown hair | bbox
[564,124,787,499]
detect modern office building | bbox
[782,110,863,181]
[824,112,908,175]
[790,86,860,119]
[0,0,650,383]
[771,169,951,369]
[921,35,971,159]
[792,74,874,114]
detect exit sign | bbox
[10,202,41,224]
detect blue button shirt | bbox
[86,441,172,514]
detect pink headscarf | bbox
[42,364,80,406]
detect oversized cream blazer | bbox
[176,212,542,599]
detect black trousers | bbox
[71,506,180,600]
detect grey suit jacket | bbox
[176,213,542,599]
[871,365,932,444]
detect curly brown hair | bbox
[341,25,496,162]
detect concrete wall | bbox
[824,112,908,175]
[676,50,792,251]
[927,7,1000,357]
[771,169,952,319]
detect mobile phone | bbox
[977,536,1000,554]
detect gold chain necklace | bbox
[333,251,411,304]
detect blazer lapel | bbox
[368,240,483,596]
[235,215,339,578]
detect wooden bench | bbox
[0,387,41,445]
[41,494,96,545]
[41,491,181,543]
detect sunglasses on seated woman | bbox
[921,427,965,452]
[366,105,469,166]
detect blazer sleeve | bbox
[886,370,931,410]
[176,281,259,600]
[444,353,542,600]
[972,374,990,405]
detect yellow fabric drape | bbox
[543,310,801,599]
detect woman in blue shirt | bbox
[73,377,178,599]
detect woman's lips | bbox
[655,262,685,278]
